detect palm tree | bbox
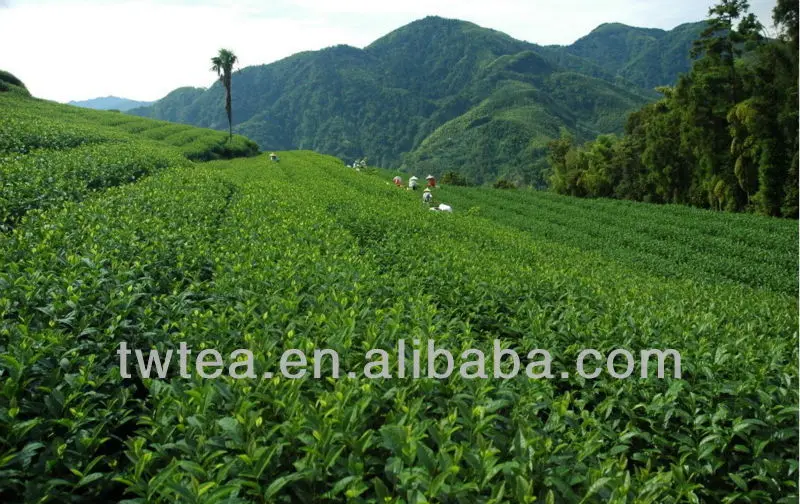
[210,48,238,142]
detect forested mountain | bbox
[129,17,701,185]
[541,22,705,90]
[68,96,154,111]
[548,0,798,218]
[130,87,207,123]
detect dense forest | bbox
[129,18,704,186]
[548,0,798,217]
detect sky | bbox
[0,0,779,103]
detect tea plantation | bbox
[0,93,258,232]
[0,93,797,503]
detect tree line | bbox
[547,0,798,218]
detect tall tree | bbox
[211,48,238,142]
[680,0,761,210]
[773,0,798,47]
[547,129,577,195]
[691,0,758,103]
[774,0,799,218]
[727,99,760,205]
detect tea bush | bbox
[0,150,796,503]
[0,93,259,162]
[0,93,260,230]
[439,185,798,296]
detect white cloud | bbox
[0,0,778,103]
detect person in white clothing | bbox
[430,203,452,212]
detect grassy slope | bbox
[1,145,796,501]
[2,93,259,161]
[0,92,259,230]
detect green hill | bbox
[543,22,705,90]
[68,96,155,111]
[0,88,259,230]
[404,68,650,185]
[129,16,707,184]
[128,86,207,122]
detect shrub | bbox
[0,69,26,88]
[493,177,516,189]
[0,70,31,97]
[441,170,470,186]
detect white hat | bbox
[410,176,419,181]
[426,175,434,179]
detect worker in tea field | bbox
[426,174,436,188]
[393,176,403,187]
[423,188,433,204]
[409,176,419,190]
[269,152,279,162]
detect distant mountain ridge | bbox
[129,16,705,184]
[69,96,154,111]
[544,21,705,90]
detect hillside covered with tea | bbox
[1,83,797,503]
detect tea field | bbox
[0,97,798,503]
[0,93,258,232]
[437,185,797,296]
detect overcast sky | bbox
[0,0,778,103]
